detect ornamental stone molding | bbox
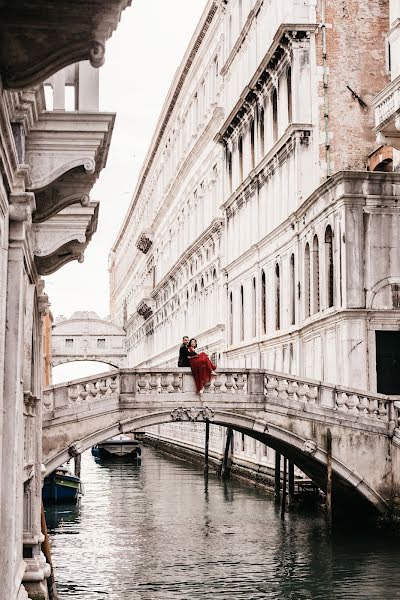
[170,407,215,422]
[0,0,131,90]
[137,299,155,320]
[26,111,115,192]
[32,201,99,275]
[136,230,154,254]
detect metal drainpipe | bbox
[321,0,331,178]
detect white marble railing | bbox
[43,368,399,431]
[374,74,400,126]
[43,371,120,413]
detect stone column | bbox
[23,281,51,600]
[1,192,35,599]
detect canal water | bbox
[46,446,400,600]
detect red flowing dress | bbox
[188,348,216,393]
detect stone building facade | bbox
[110,0,400,474]
[0,2,130,598]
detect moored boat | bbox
[42,465,83,504]
[91,434,141,459]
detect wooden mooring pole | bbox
[204,420,210,474]
[220,427,233,478]
[326,428,333,529]
[288,460,295,501]
[281,457,287,519]
[274,451,281,499]
[74,453,81,478]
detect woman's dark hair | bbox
[189,338,197,347]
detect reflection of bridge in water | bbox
[42,367,400,519]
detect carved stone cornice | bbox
[136,229,154,254]
[32,201,99,275]
[26,111,115,191]
[0,1,131,90]
[215,25,315,145]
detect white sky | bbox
[49,0,207,383]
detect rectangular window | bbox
[97,338,106,348]
[65,338,73,347]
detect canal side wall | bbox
[144,432,280,493]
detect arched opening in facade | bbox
[304,243,311,318]
[261,269,266,334]
[52,360,117,386]
[229,291,233,345]
[312,234,320,314]
[252,277,256,337]
[275,263,280,330]
[240,285,244,341]
[272,88,278,143]
[325,225,334,308]
[287,66,292,123]
[290,253,295,325]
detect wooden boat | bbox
[42,465,82,504]
[91,434,141,459]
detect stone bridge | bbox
[42,368,400,519]
[52,311,126,368]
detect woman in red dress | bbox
[188,338,217,393]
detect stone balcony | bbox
[32,201,99,275]
[373,74,400,149]
[0,0,131,90]
[26,61,115,223]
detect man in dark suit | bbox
[178,336,190,367]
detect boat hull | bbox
[91,444,141,459]
[43,472,80,504]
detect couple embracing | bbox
[178,336,217,393]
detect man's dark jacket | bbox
[178,344,190,367]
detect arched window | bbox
[290,253,295,325]
[272,88,278,143]
[275,263,280,330]
[252,277,256,337]
[227,148,232,193]
[259,107,265,156]
[240,285,244,341]
[287,66,292,123]
[325,226,334,307]
[304,243,311,318]
[228,15,233,50]
[238,135,243,182]
[261,270,266,334]
[312,235,320,313]
[229,291,233,344]
[250,120,255,169]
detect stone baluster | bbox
[276,378,289,400]
[137,374,148,394]
[98,379,109,395]
[160,373,170,393]
[287,380,298,403]
[297,383,309,405]
[235,373,246,394]
[336,392,347,412]
[225,373,235,393]
[265,375,279,397]
[377,399,388,420]
[346,394,360,414]
[306,386,318,405]
[149,373,158,394]
[213,374,223,393]
[68,386,79,402]
[171,373,182,393]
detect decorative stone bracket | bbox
[137,298,155,320]
[0,0,132,90]
[136,229,154,254]
[32,201,99,275]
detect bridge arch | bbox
[44,408,388,517]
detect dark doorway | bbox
[375,331,400,394]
